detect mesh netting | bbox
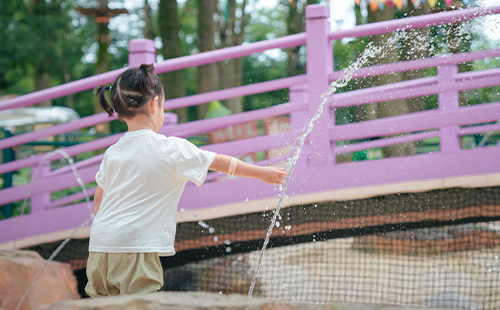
[29,186,500,309]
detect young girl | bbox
[85,64,287,297]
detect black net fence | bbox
[29,186,500,309]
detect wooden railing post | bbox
[289,84,309,168]
[128,39,156,67]
[305,5,334,166]
[30,161,50,213]
[437,64,461,152]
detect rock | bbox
[40,291,446,310]
[0,250,80,310]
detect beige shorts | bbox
[85,252,164,298]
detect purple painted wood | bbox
[0,76,304,150]
[153,33,307,74]
[2,146,499,246]
[330,102,500,141]
[438,65,461,152]
[0,103,304,175]
[333,131,440,155]
[289,84,309,169]
[329,5,500,40]
[0,201,92,244]
[49,154,104,177]
[329,49,500,82]
[165,75,306,110]
[0,35,306,112]
[0,165,99,206]
[0,131,297,206]
[202,131,298,157]
[0,68,126,112]
[329,68,500,108]
[48,187,97,209]
[178,146,500,211]
[2,5,500,247]
[30,161,50,213]
[459,123,500,136]
[330,76,438,108]
[129,39,156,67]
[305,5,333,166]
[159,102,306,137]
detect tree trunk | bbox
[223,0,246,114]
[159,0,187,122]
[32,0,52,107]
[197,0,218,119]
[143,0,155,40]
[369,7,415,157]
[94,0,111,134]
[285,0,315,77]
[34,72,52,107]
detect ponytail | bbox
[93,85,114,117]
[138,63,156,96]
[93,64,164,120]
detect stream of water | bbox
[13,149,93,310]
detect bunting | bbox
[357,0,469,11]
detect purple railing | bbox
[1,4,500,247]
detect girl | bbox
[85,64,287,297]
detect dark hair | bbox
[93,64,164,120]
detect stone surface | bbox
[39,292,451,310]
[0,250,80,310]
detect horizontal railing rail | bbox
[333,131,440,155]
[329,68,500,108]
[459,123,500,136]
[0,101,305,175]
[328,49,500,82]
[0,75,306,150]
[330,102,500,141]
[328,5,500,40]
[0,130,297,206]
[0,34,307,112]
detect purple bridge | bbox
[0,5,499,249]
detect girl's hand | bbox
[259,167,288,185]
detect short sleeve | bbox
[95,156,106,189]
[175,138,217,186]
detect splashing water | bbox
[247,29,412,297]
[13,149,93,310]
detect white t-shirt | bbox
[89,130,216,256]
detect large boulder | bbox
[0,250,80,310]
[38,291,445,310]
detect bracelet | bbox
[228,157,238,176]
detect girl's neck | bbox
[125,115,155,132]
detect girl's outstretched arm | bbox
[209,154,287,185]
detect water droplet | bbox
[209,227,215,234]
[224,239,231,245]
[226,247,232,253]
[285,225,291,230]
[246,198,248,202]
[487,268,492,273]
[219,291,222,294]
[276,221,280,227]
[180,208,185,213]
[282,284,287,289]
[495,255,499,259]
[213,236,219,242]
[192,215,197,219]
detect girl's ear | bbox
[149,96,159,114]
